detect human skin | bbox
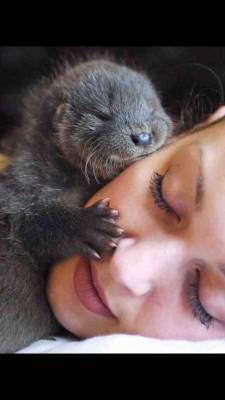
[47,107,225,341]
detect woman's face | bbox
[47,109,225,341]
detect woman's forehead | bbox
[170,115,225,150]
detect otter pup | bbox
[0,57,172,353]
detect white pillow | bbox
[17,334,225,353]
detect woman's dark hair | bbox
[152,62,225,136]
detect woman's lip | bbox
[74,256,116,319]
[90,262,114,314]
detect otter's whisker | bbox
[84,139,103,184]
[92,145,105,183]
[80,136,97,176]
[80,136,99,180]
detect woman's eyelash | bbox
[149,171,180,221]
[187,270,213,329]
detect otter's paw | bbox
[77,198,124,260]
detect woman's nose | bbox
[109,237,188,297]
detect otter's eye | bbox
[94,112,111,122]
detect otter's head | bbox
[50,60,173,183]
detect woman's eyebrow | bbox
[195,138,225,283]
[195,115,225,208]
[195,145,204,209]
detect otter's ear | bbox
[52,103,66,130]
[53,103,66,128]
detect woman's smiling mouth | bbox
[74,256,116,319]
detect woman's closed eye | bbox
[149,171,181,222]
[186,269,213,329]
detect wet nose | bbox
[131,132,152,146]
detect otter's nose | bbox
[131,132,152,146]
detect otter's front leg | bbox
[70,198,124,260]
[13,198,124,265]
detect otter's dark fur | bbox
[0,57,172,353]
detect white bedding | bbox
[17,334,225,353]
